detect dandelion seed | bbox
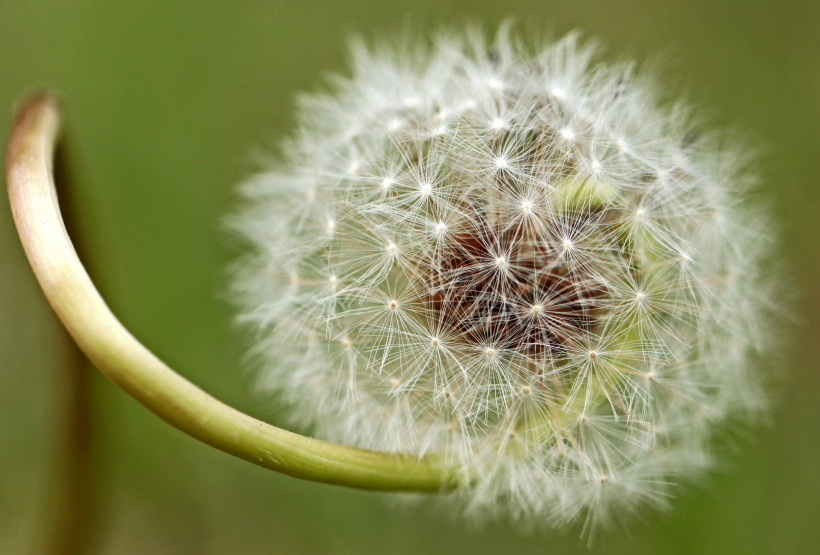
[490,118,505,131]
[560,128,575,141]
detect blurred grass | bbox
[1,1,819,553]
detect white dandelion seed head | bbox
[230,26,783,534]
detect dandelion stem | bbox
[5,93,457,492]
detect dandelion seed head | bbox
[231,26,784,534]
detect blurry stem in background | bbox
[39,140,98,555]
[5,93,459,493]
[42,327,95,555]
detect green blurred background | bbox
[1,1,818,553]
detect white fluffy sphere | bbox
[230,27,778,531]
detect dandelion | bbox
[230,27,780,532]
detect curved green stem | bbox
[5,94,458,492]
